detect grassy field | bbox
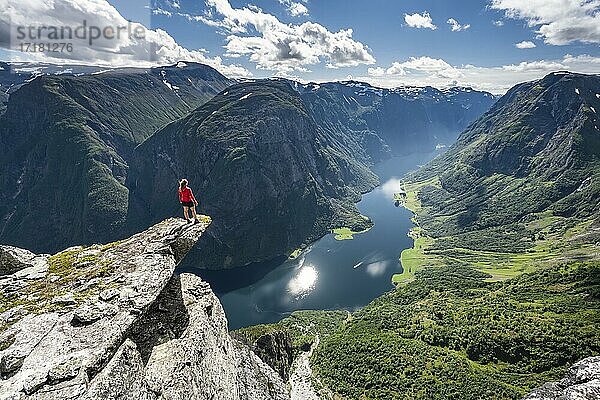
[394,235,441,283]
[332,226,372,240]
[392,178,443,283]
[397,177,441,214]
[393,177,600,284]
[289,248,303,259]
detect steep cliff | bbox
[296,81,497,154]
[0,217,288,400]
[0,63,232,253]
[128,79,379,269]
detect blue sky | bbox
[2,0,599,92]
[145,0,581,66]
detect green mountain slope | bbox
[389,72,600,282]
[0,63,231,252]
[414,72,600,236]
[297,81,497,155]
[127,80,380,269]
[244,72,600,399]
[312,262,600,399]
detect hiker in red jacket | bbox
[178,179,199,223]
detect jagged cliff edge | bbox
[0,217,288,400]
[1,216,599,400]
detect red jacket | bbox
[178,187,196,203]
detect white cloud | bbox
[491,0,600,45]
[501,59,565,71]
[278,0,309,16]
[363,54,600,94]
[515,40,537,49]
[288,3,309,16]
[0,0,252,78]
[404,12,437,30]
[493,20,505,26]
[153,8,173,17]
[368,56,462,79]
[201,0,375,72]
[563,53,600,64]
[367,66,386,77]
[447,18,470,31]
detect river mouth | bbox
[192,150,440,330]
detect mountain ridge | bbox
[0,63,232,252]
[239,71,600,399]
[0,62,496,269]
[409,71,600,240]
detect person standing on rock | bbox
[178,179,199,223]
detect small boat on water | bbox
[353,262,363,269]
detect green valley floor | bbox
[238,176,600,400]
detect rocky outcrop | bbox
[289,336,326,400]
[128,80,379,270]
[0,217,289,400]
[0,246,48,277]
[235,330,295,381]
[523,357,600,400]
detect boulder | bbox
[523,356,600,400]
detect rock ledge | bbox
[0,217,288,400]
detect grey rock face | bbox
[0,246,48,277]
[84,339,153,400]
[523,356,600,400]
[236,330,295,381]
[0,217,288,400]
[144,274,289,400]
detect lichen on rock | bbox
[0,216,289,400]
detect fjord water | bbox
[195,151,440,330]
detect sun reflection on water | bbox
[287,265,318,298]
